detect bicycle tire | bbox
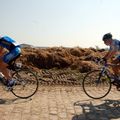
[82,70,112,99]
[11,68,39,99]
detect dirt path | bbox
[0,86,119,120]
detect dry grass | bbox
[20,46,106,73]
[14,46,108,85]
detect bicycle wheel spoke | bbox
[11,69,39,99]
[82,70,112,99]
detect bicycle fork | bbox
[96,67,107,85]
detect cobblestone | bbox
[0,86,119,120]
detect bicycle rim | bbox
[11,68,39,99]
[82,70,112,99]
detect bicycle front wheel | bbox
[11,68,39,99]
[82,70,112,99]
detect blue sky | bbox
[1,0,120,48]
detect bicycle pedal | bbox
[111,81,117,85]
[117,89,120,91]
[117,86,120,91]
[5,86,13,91]
[111,80,119,85]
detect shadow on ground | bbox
[0,97,32,105]
[72,99,120,120]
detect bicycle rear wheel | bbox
[82,70,112,99]
[11,68,39,99]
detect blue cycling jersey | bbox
[0,36,21,63]
[0,36,20,50]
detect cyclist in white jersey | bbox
[102,33,120,83]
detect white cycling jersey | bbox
[109,39,120,51]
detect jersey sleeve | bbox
[109,40,120,51]
[109,46,117,51]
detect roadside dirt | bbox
[16,47,109,86]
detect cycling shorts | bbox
[2,47,21,63]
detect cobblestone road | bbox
[0,86,119,120]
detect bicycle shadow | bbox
[72,99,120,120]
[0,97,32,105]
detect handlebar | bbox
[93,58,120,67]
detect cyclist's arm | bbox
[104,50,117,60]
[103,43,118,60]
[0,46,5,57]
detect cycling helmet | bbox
[102,33,112,40]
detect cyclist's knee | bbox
[0,60,8,68]
[111,58,119,64]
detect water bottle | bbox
[15,62,22,68]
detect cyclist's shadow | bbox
[0,97,32,105]
[72,99,120,120]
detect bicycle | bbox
[0,55,39,99]
[82,59,120,99]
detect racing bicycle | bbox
[82,59,120,99]
[0,55,39,99]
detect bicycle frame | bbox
[82,62,113,99]
[97,60,120,86]
[96,62,113,85]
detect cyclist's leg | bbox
[0,47,21,85]
[0,59,11,80]
[111,56,120,77]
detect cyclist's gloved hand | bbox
[102,57,107,62]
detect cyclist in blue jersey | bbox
[0,36,21,87]
[102,33,120,86]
